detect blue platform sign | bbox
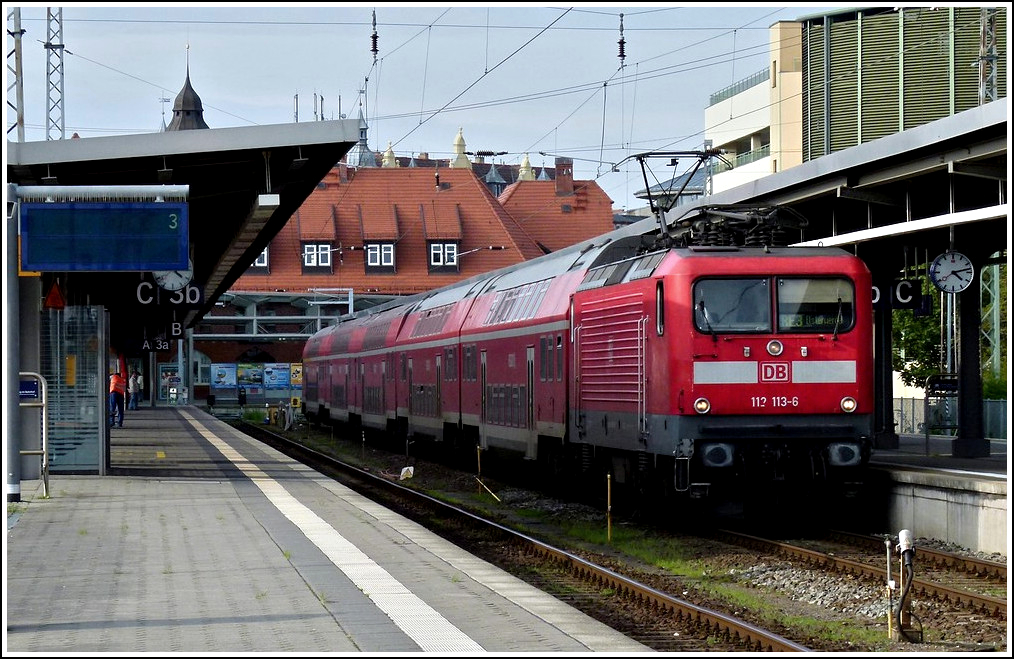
[19,380,39,400]
[19,201,188,271]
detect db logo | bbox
[761,362,789,382]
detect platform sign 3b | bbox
[19,201,188,271]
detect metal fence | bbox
[894,397,1007,440]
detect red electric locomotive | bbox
[302,204,874,505]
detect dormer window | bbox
[365,242,395,273]
[428,242,459,273]
[249,246,269,272]
[302,242,332,273]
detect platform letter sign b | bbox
[170,322,183,338]
[761,362,789,382]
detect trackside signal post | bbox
[6,185,189,501]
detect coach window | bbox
[445,348,456,380]
[539,337,548,381]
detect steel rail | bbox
[241,421,811,652]
[714,529,1007,618]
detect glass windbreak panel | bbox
[776,278,855,333]
[693,278,771,333]
[41,306,105,472]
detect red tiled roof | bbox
[295,200,336,241]
[357,203,400,241]
[232,167,547,297]
[421,200,463,240]
[499,178,615,252]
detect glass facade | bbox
[40,306,107,473]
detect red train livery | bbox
[302,206,874,502]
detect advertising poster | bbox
[210,363,237,389]
[263,363,291,391]
[237,363,263,386]
[290,362,303,402]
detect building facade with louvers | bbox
[801,6,1007,160]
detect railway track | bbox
[237,418,1007,652]
[239,420,809,652]
[710,529,1007,618]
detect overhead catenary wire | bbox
[390,7,573,150]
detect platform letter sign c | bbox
[136,282,203,306]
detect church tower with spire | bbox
[166,49,209,131]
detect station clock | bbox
[929,251,974,294]
[153,258,194,291]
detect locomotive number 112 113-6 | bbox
[751,396,800,408]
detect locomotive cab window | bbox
[776,278,855,333]
[693,278,771,333]
[693,277,855,334]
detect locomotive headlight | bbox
[827,442,862,467]
[700,443,734,468]
[693,397,711,414]
[840,396,858,413]
[766,340,784,356]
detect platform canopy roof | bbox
[8,119,358,349]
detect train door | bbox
[526,346,536,459]
[479,350,488,450]
[435,354,442,419]
[572,303,585,438]
[381,356,388,415]
[354,356,363,413]
[343,366,349,415]
[324,363,331,408]
[407,357,414,416]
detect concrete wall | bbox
[886,471,1008,556]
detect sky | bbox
[7,2,837,212]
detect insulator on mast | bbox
[371,10,379,63]
[617,13,626,64]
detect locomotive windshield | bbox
[693,277,854,334]
[776,278,855,333]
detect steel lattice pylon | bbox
[979,260,1004,377]
[45,7,65,141]
[979,7,999,105]
[6,6,25,142]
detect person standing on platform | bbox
[109,370,126,427]
[127,369,140,410]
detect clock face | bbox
[153,259,193,291]
[929,251,973,293]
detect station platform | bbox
[867,433,1007,557]
[870,433,1007,478]
[5,405,648,654]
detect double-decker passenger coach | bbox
[302,202,875,507]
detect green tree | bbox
[891,291,942,389]
[892,261,1006,397]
